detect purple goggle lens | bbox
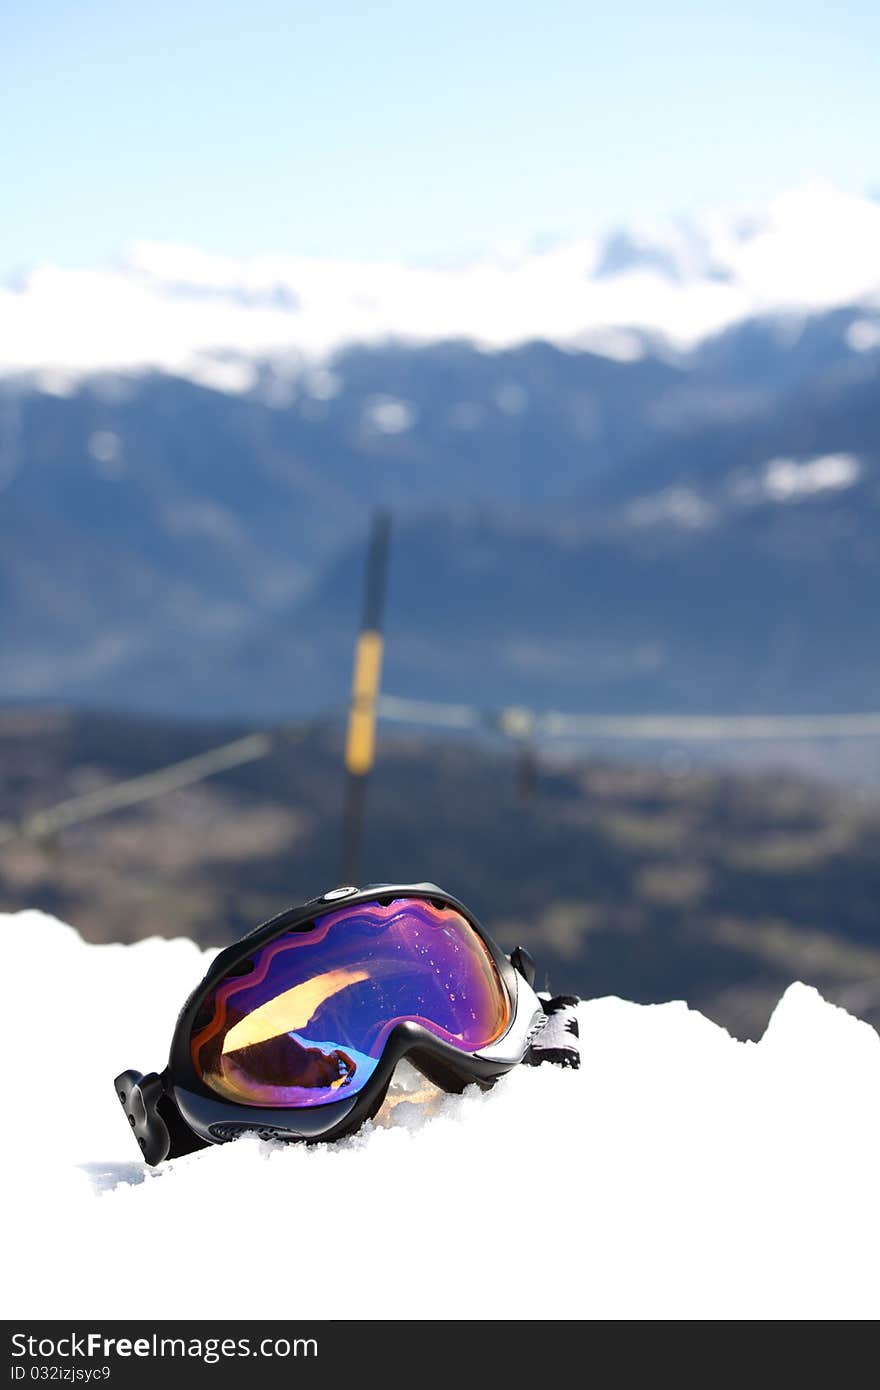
[190,897,511,1108]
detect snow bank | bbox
[3,909,879,1320]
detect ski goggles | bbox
[115,882,550,1164]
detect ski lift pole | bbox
[340,511,391,883]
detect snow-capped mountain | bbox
[2,182,879,391]
[1,182,879,720]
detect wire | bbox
[0,724,305,846]
[377,696,880,742]
[3,699,880,847]
[376,694,482,729]
[532,710,880,741]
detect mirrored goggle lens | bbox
[190,896,510,1108]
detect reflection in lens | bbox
[191,897,510,1108]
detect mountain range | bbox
[1,183,878,724]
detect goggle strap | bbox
[524,994,581,1069]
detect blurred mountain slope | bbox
[1,310,877,717]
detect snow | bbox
[761,453,862,501]
[1,183,879,391]
[624,452,864,532]
[4,908,880,1320]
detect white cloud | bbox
[1,183,879,394]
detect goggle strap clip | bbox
[114,1068,210,1166]
[510,945,536,987]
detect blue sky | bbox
[2,0,878,275]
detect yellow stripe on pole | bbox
[345,629,384,775]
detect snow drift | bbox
[4,908,879,1320]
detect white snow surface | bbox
[2,183,880,392]
[4,909,880,1320]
